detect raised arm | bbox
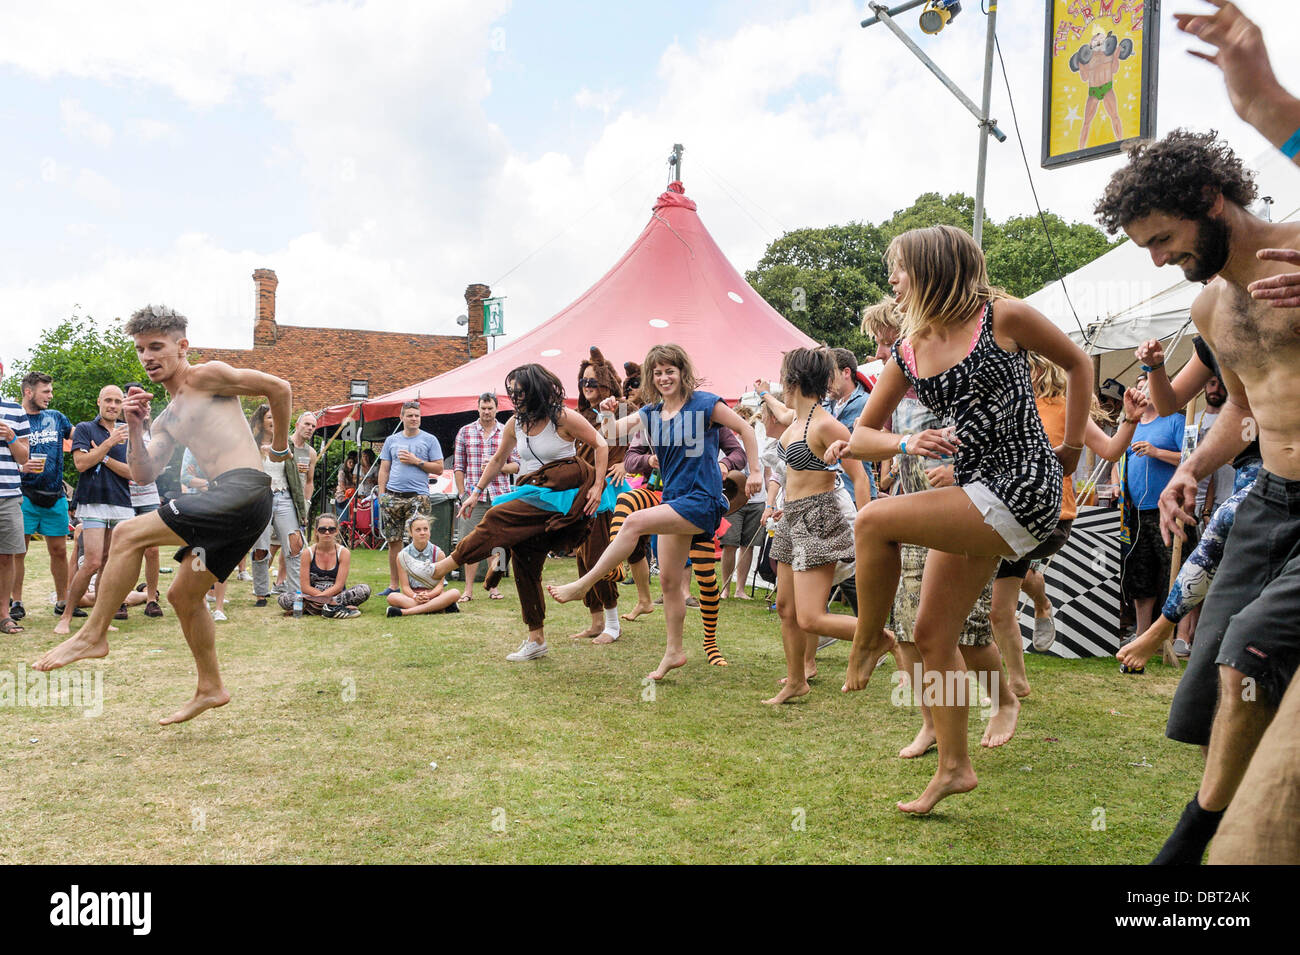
[1086,387,1145,462]
[1135,337,1212,416]
[189,361,293,460]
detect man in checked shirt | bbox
[452,393,520,601]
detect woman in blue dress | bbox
[548,344,763,681]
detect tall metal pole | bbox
[973,1,998,247]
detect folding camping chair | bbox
[340,496,380,550]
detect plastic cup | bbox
[29,453,47,469]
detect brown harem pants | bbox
[451,458,595,629]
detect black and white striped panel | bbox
[1017,506,1123,659]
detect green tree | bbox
[744,222,887,357]
[746,193,1115,353]
[985,212,1118,298]
[1,311,169,484]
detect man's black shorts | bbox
[1167,470,1300,745]
[159,468,272,583]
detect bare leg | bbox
[570,610,604,640]
[621,558,655,620]
[899,548,1001,814]
[1103,89,1123,140]
[0,554,16,625]
[159,560,230,724]
[1079,95,1100,149]
[896,641,936,758]
[36,515,176,669]
[549,505,702,604]
[47,534,69,605]
[990,574,1031,698]
[965,641,1019,747]
[648,533,691,680]
[54,525,111,635]
[461,560,477,600]
[844,490,1009,692]
[1134,596,1157,639]
[764,562,810,704]
[144,545,160,601]
[11,544,25,604]
[1118,613,1177,669]
[1021,569,1051,616]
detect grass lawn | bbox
[1,548,1199,864]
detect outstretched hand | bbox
[824,439,849,464]
[1175,1,1279,128]
[1159,468,1199,544]
[1249,249,1300,308]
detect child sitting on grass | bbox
[386,516,461,617]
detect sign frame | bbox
[1041,0,1160,170]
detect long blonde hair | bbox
[887,225,1006,340]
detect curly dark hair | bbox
[1095,129,1257,234]
[505,364,565,429]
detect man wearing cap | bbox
[11,372,72,623]
[0,359,32,633]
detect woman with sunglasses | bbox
[426,364,609,661]
[277,515,371,618]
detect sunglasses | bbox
[317,526,338,533]
[579,378,600,388]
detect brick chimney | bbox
[253,268,279,347]
[464,283,490,357]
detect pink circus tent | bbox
[320,181,817,437]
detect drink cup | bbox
[29,453,47,470]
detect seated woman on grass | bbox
[278,514,371,619]
[386,516,462,617]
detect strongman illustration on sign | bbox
[1069,25,1134,149]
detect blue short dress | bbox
[639,390,728,536]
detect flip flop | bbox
[1,617,24,634]
[458,593,473,603]
[489,591,505,600]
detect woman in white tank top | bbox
[424,364,609,663]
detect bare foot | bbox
[980,693,1020,748]
[546,581,585,604]
[1116,620,1172,671]
[33,632,110,671]
[159,688,231,725]
[621,602,654,621]
[842,629,897,692]
[762,680,809,704]
[592,632,618,645]
[897,764,978,814]
[734,592,751,600]
[648,650,687,681]
[569,624,603,640]
[52,619,71,635]
[899,726,937,759]
[1008,678,1031,699]
[778,667,816,685]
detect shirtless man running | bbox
[1095,127,1300,863]
[34,305,292,725]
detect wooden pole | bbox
[1161,390,1203,667]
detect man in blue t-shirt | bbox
[377,401,444,593]
[1121,378,1192,639]
[0,359,32,632]
[56,385,133,635]
[11,372,73,623]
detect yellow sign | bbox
[1042,0,1158,169]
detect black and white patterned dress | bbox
[895,300,1062,554]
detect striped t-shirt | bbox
[0,400,32,498]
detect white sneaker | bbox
[237,570,253,582]
[506,639,548,662]
[212,610,228,622]
[1032,615,1056,652]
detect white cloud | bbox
[59,98,114,147]
[125,117,177,143]
[2,0,1299,372]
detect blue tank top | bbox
[638,390,727,518]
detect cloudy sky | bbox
[2,0,1297,365]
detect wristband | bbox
[1063,442,1084,451]
[898,435,910,455]
[270,445,290,458]
[758,391,767,397]
[1282,125,1300,160]
[1139,362,1164,373]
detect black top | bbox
[1192,336,1262,470]
[71,417,131,509]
